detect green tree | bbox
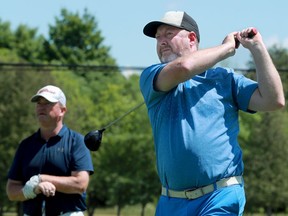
[0,20,44,63]
[13,24,45,62]
[122,75,160,216]
[243,111,288,215]
[42,7,121,109]
[89,79,141,215]
[0,20,14,49]
[85,74,160,216]
[49,70,98,133]
[43,8,116,66]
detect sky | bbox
[0,0,287,70]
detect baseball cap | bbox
[31,85,66,106]
[143,11,200,42]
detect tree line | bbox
[0,8,288,216]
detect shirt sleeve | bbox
[7,143,24,181]
[71,132,94,175]
[232,72,258,112]
[139,63,167,107]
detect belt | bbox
[60,212,84,216]
[161,176,243,200]
[24,211,84,216]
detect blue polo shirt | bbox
[140,64,258,191]
[8,125,94,216]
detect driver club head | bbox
[84,129,105,151]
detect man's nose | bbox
[158,37,168,46]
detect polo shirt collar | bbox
[35,124,68,141]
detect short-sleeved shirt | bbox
[139,64,258,190]
[8,125,94,216]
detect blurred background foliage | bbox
[0,8,287,216]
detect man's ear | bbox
[60,106,67,116]
[188,31,197,43]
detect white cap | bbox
[31,85,66,106]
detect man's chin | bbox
[160,54,178,63]
[37,115,48,122]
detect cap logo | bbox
[31,85,66,106]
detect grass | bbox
[90,204,156,216]
[3,204,156,216]
[4,205,288,216]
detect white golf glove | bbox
[22,174,41,199]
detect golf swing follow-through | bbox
[140,10,284,216]
[5,9,285,216]
[83,27,257,153]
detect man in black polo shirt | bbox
[6,85,94,216]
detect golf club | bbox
[85,28,258,151]
[235,27,257,48]
[84,101,145,151]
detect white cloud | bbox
[265,36,288,49]
[121,68,142,78]
[265,36,280,47]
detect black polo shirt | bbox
[8,125,94,216]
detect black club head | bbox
[84,129,105,151]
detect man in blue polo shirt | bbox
[140,11,285,215]
[6,85,94,216]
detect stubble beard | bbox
[160,52,179,63]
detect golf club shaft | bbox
[102,101,145,130]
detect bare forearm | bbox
[157,43,235,91]
[251,42,285,110]
[6,182,26,201]
[183,43,234,72]
[40,172,89,195]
